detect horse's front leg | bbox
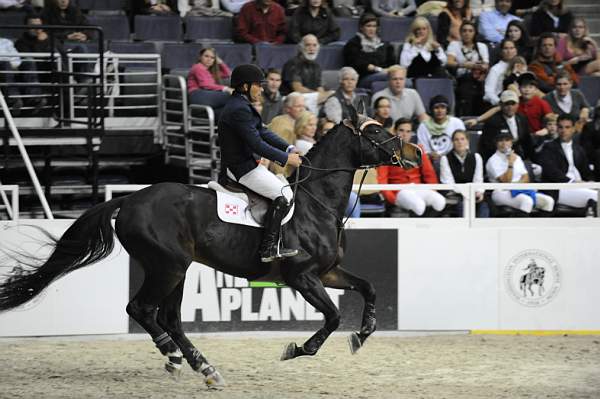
[280,272,341,361]
[321,265,376,354]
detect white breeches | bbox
[395,189,446,216]
[228,165,293,202]
[491,190,555,213]
[558,188,598,208]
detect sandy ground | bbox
[0,333,599,399]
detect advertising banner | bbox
[129,229,398,332]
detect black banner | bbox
[129,229,397,332]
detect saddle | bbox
[207,175,294,228]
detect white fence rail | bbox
[104,183,600,227]
[0,185,19,221]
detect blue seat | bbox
[379,17,412,43]
[134,15,183,42]
[212,43,253,68]
[316,44,345,70]
[0,11,26,39]
[77,0,127,10]
[87,14,130,41]
[255,43,297,70]
[578,75,600,107]
[184,16,233,42]
[109,41,158,53]
[415,78,455,112]
[335,17,359,42]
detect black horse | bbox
[0,108,421,388]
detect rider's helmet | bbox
[230,64,265,90]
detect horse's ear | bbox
[356,99,366,116]
[347,104,359,128]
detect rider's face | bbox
[248,82,263,103]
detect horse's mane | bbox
[303,122,348,161]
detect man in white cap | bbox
[480,89,533,163]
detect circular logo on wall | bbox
[504,249,561,307]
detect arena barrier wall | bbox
[1,218,599,336]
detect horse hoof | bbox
[165,362,182,380]
[280,342,298,361]
[348,332,362,354]
[204,369,226,389]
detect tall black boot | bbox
[259,196,298,263]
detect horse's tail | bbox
[0,196,127,312]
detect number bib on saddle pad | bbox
[208,182,294,228]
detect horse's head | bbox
[343,103,422,169]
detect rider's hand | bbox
[286,153,302,167]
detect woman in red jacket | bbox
[377,118,446,216]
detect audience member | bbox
[486,130,554,213]
[480,90,533,162]
[132,0,178,15]
[187,48,232,118]
[501,55,528,91]
[269,92,306,144]
[478,0,520,45]
[529,32,579,93]
[543,70,590,131]
[510,0,541,17]
[262,68,284,124]
[436,0,473,49]
[41,0,92,42]
[15,13,51,53]
[539,114,596,211]
[533,113,558,158]
[0,0,31,10]
[184,0,233,16]
[370,0,416,17]
[557,17,600,77]
[581,101,600,181]
[236,0,287,44]
[371,65,428,122]
[281,34,334,108]
[484,39,517,106]
[343,13,395,90]
[470,0,495,17]
[331,0,363,17]
[280,0,302,16]
[0,35,45,112]
[221,0,252,14]
[377,118,446,216]
[400,16,447,78]
[446,20,490,116]
[417,95,466,164]
[293,110,318,154]
[504,20,534,62]
[529,0,572,38]
[372,96,393,131]
[514,72,553,134]
[322,67,364,124]
[288,0,340,44]
[440,129,488,217]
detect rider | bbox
[218,64,302,263]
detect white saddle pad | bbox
[209,183,294,228]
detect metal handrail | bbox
[0,185,19,221]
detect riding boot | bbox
[259,196,298,263]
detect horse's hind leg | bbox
[157,280,225,388]
[126,264,185,379]
[321,266,376,354]
[281,272,341,361]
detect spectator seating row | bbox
[0,11,437,43]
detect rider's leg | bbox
[232,165,297,262]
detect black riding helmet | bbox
[230,64,265,90]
